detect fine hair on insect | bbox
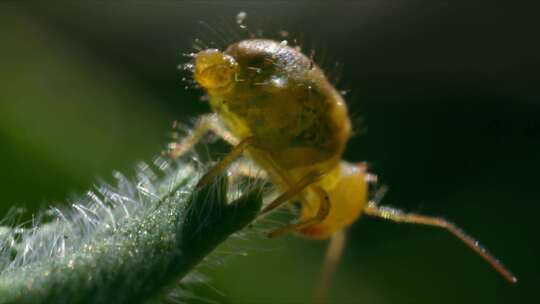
[170,11,518,304]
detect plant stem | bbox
[0,163,262,304]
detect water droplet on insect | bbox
[236,11,247,29]
[193,38,204,51]
[179,63,195,71]
[271,76,287,88]
[280,40,288,46]
[181,52,196,58]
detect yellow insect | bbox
[170,38,516,301]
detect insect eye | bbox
[194,50,238,91]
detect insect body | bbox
[170,38,516,300]
[192,39,366,239]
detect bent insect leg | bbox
[267,185,331,238]
[196,136,256,189]
[313,230,347,304]
[364,202,517,283]
[260,171,322,215]
[168,113,238,159]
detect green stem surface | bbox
[0,166,262,304]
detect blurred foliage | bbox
[0,1,538,303]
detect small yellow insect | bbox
[170,38,516,301]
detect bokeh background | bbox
[1,1,538,303]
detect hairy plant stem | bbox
[0,163,262,304]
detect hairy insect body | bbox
[217,40,349,168]
[196,39,368,239]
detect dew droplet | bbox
[192,38,204,51]
[181,52,196,58]
[236,11,247,29]
[180,63,195,72]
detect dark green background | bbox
[1,1,538,303]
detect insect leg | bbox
[267,185,331,238]
[364,202,517,283]
[313,229,346,304]
[260,171,322,215]
[196,136,256,189]
[168,114,238,159]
